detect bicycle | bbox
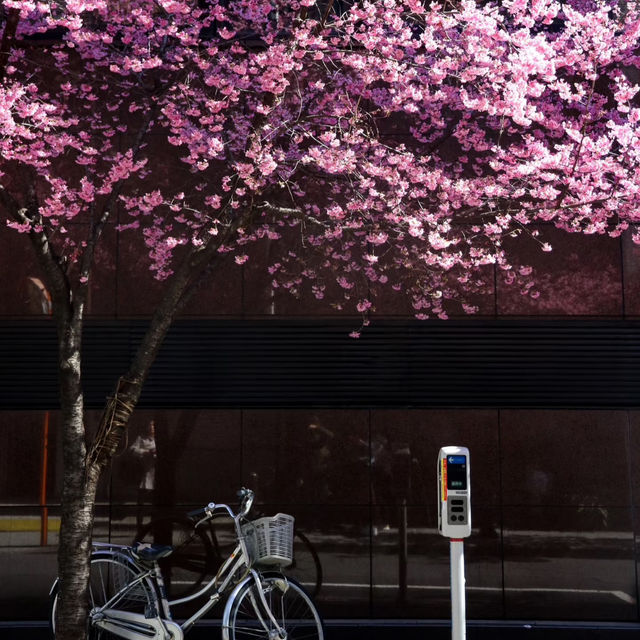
[50,488,324,640]
[135,506,323,599]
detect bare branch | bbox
[0,8,19,81]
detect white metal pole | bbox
[450,539,466,640]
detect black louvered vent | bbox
[1,319,639,409]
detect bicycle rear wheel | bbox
[50,552,156,638]
[225,574,324,640]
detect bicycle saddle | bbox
[131,542,173,564]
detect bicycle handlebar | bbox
[187,488,255,523]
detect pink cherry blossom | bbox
[0,0,637,340]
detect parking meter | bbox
[438,446,471,538]
[437,446,471,640]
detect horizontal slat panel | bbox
[0,319,639,409]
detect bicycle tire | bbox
[135,516,215,599]
[290,529,323,598]
[224,573,324,640]
[50,551,156,638]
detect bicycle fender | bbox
[221,573,261,640]
[49,550,138,598]
[221,571,291,640]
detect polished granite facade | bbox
[1,408,640,622]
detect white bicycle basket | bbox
[242,513,294,567]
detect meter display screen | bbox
[447,455,467,490]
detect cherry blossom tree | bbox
[0,0,639,637]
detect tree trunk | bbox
[54,230,242,638]
[54,265,214,639]
[56,455,100,640]
[54,319,100,640]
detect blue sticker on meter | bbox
[447,456,467,490]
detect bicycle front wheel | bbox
[225,574,323,640]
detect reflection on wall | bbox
[1,409,639,622]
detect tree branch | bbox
[0,179,71,319]
[0,9,20,82]
[77,104,159,308]
[86,202,254,472]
